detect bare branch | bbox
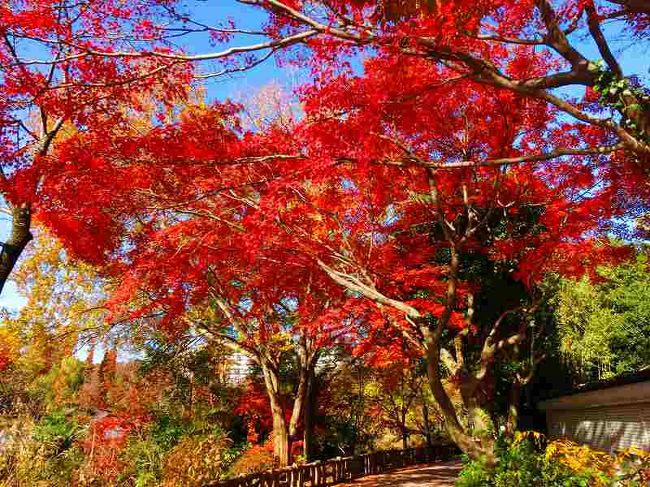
[239,0,366,42]
[383,143,623,169]
[534,0,590,70]
[12,29,318,66]
[317,259,421,318]
[585,2,624,78]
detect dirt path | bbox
[340,460,462,487]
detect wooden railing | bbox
[210,445,459,487]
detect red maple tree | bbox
[0,0,199,291]
[4,0,647,465]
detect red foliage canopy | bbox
[3,0,646,460]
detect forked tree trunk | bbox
[261,363,291,466]
[424,330,496,465]
[460,378,495,437]
[262,357,315,466]
[210,295,317,466]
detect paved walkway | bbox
[340,460,462,487]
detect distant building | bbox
[225,351,251,384]
[538,368,650,452]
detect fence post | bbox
[313,461,321,487]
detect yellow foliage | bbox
[616,446,650,464]
[615,447,650,484]
[545,439,616,485]
[162,434,232,487]
[3,227,109,373]
[511,432,649,485]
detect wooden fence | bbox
[210,445,459,487]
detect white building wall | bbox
[541,381,650,452]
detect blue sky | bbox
[175,1,303,100]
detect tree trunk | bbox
[506,380,523,437]
[303,367,316,461]
[400,408,409,450]
[460,377,495,437]
[288,353,315,463]
[0,204,33,295]
[421,400,433,447]
[261,363,291,466]
[288,363,309,439]
[271,408,290,466]
[423,329,496,464]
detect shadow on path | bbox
[340,460,462,487]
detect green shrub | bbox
[455,455,493,486]
[33,410,84,455]
[456,434,610,487]
[0,414,85,486]
[120,435,167,487]
[150,414,192,449]
[118,414,240,487]
[492,440,545,486]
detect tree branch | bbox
[585,2,623,78]
[317,259,421,318]
[383,143,623,169]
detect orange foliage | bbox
[229,441,277,476]
[0,328,19,372]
